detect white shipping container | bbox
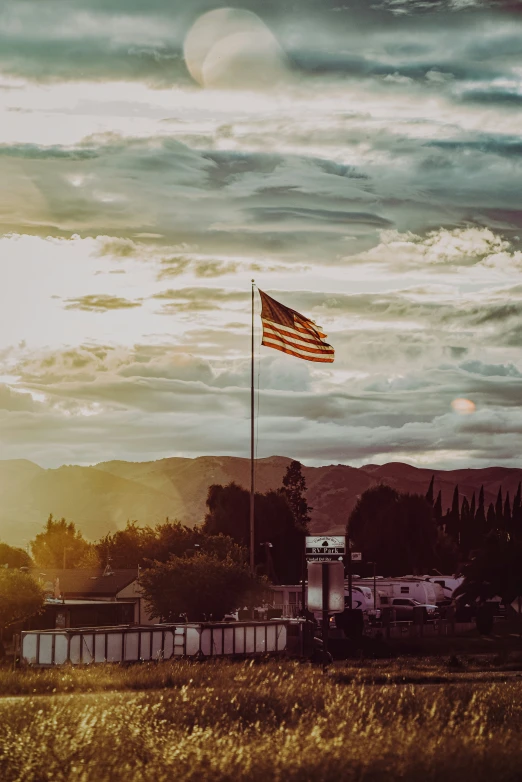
[21,621,293,667]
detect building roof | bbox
[30,569,138,597]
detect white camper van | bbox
[356,578,438,607]
[345,585,375,612]
[424,576,464,604]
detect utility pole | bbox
[346,534,353,610]
[250,280,255,574]
[368,561,377,612]
[321,562,330,673]
[301,533,306,612]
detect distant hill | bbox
[0,455,521,547]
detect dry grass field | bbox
[1,659,522,782]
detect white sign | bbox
[307,561,345,613]
[351,552,362,561]
[305,536,345,561]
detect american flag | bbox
[258,289,334,363]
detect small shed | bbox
[29,568,154,625]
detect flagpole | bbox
[250,279,255,573]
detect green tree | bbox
[495,487,504,530]
[469,492,476,523]
[446,485,460,543]
[460,496,472,558]
[456,533,522,605]
[97,519,246,570]
[475,485,486,542]
[0,542,32,569]
[197,532,246,564]
[433,528,460,574]
[203,483,303,582]
[281,460,312,532]
[513,482,522,540]
[97,521,159,569]
[433,490,443,526]
[504,492,512,530]
[203,483,249,544]
[347,485,438,575]
[486,503,496,532]
[140,553,268,622]
[31,515,92,569]
[0,570,44,656]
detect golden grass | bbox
[1,660,521,781]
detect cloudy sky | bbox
[1,0,522,469]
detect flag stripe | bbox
[294,320,327,339]
[262,338,334,363]
[262,336,334,356]
[262,335,334,358]
[262,318,329,343]
[262,321,331,349]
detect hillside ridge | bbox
[0,456,520,546]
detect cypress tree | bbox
[495,487,503,527]
[469,492,476,521]
[513,482,522,540]
[487,502,496,531]
[281,460,312,531]
[460,496,471,557]
[425,475,435,506]
[447,485,460,542]
[513,482,521,516]
[467,491,479,551]
[504,492,512,529]
[475,485,486,540]
[478,486,485,512]
[452,485,460,518]
[434,490,443,525]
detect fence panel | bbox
[21,621,298,666]
[107,632,123,662]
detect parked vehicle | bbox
[423,575,464,604]
[380,596,440,622]
[345,585,374,612]
[357,578,438,606]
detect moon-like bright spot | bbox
[451,398,476,414]
[184,8,288,89]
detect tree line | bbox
[4,465,522,634]
[346,477,522,576]
[426,477,522,558]
[347,477,522,610]
[1,459,310,583]
[0,461,311,633]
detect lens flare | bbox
[184,8,288,89]
[451,398,476,414]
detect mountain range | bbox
[1,455,521,548]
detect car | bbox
[381,597,440,622]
